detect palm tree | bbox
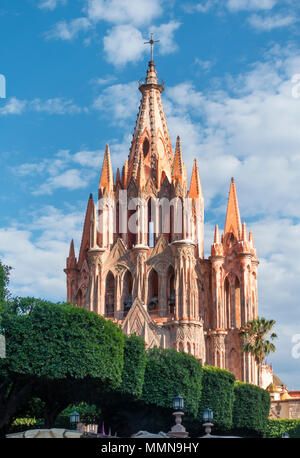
[240,317,277,387]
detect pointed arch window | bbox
[105,271,115,318]
[122,270,133,317]
[77,289,83,308]
[147,269,159,315]
[167,265,175,315]
[143,138,150,158]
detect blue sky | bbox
[1,0,300,388]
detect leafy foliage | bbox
[142,347,202,418]
[240,317,277,365]
[1,297,124,383]
[264,419,300,438]
[233,382,270,435]
[119,334,147,398]
[0,261,11,303]
[0,297,125,431]
[198,366,235,430]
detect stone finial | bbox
[214,225,220,244]
[224,178,242,240]
[172,136,184,184]
[189,158,203,198]
[242,222,247,242]
[99,144,114,194]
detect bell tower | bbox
[65,51,261,386]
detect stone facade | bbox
[65,59,261,385]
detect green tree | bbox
[0,297,125,434]
[240,317,277,386]
[0,261,11,303]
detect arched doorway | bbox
[77,289,83,308]
[167,265,175,315]
[147,269,159,316]
[105,271,115,317]
[122,270,133,317]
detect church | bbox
[64,57,261,386]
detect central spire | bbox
[127,58,173,187]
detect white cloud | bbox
[184,0,277,13]
[194,58,215,73]
[45,17,91,41]
[14,149,100,195]
[39,0,67,10]
[0,97,83,116]
[0,206,83,301]
[150,21,181,55]
[102,20,180,67]
[34,169,93,195]
[248,13,297,30]
[0,97,27,115]
[30,98,82,114]
[93,81,140,120]
[86,0,163,26]
[103,25,145,66]
[226,0,277,11]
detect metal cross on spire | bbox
[144,33,159,62]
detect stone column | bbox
[239,254,252,325]
[132,245,149,304]
[208,330,227,369]
[210,256,224,329]
[157,263,168,317]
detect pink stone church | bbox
[64,58,263,386]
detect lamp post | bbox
[70,410,80,430]
[168,394,189,438]
[202,408,214,437]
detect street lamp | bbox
[168,394,188,438]
[202,408,214,437]
[70,410,80,429]
[173,394,184,411]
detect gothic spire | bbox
[172,136,184,185]
[224,178,242,240]
[189,158,203,198]
[121,160,129,189]
[99,144,114,195]
[127,59,173,186]
[66,239,77,268]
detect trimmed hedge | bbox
[142,348,202,418]
[198,366,235,430]
[233,382,270,435]
[264,419,300,438]
[119,334,147,398]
